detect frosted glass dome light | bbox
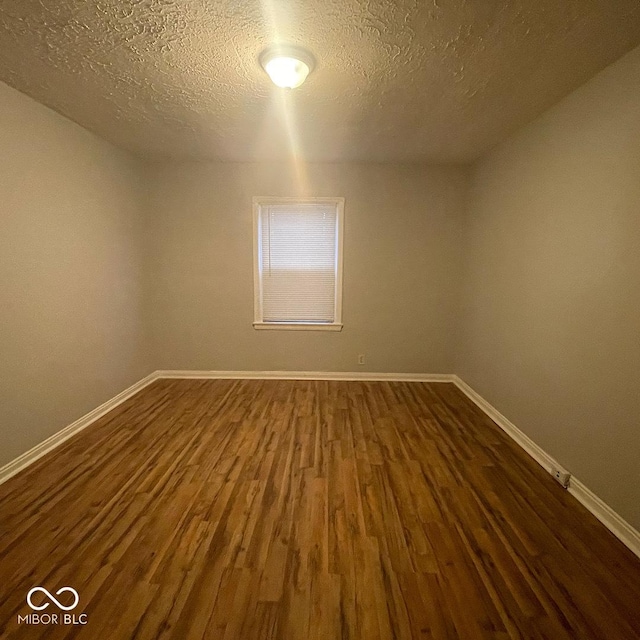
[260,46,315,89]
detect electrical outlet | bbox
[551,467,571,489]
[358,354,365,365]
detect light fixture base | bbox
[259,45,316,89]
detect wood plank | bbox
[0,379,639,639]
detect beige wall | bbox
[146,162,468,373]
[458,46,640,529]
[0,82,151,467]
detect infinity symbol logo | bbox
[26,587,79,611]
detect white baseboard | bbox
[4,368,638,560]
[452,376,559,475]
[452,375,640,559]
[0,371,159,486]
[568,478,640,558]
[156,370,455,383]
[0,370,450,485]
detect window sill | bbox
[253,322,343,332]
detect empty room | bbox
[1,1,640,638]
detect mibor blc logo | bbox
[17,587,88,626]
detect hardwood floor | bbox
[1,379,639,639]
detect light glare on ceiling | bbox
[260,46,315,89]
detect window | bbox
[253,197,344,331]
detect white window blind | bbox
[255,200,343,326]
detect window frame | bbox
[252,196,344,331]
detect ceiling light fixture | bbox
[259,45,315,89]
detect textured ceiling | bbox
[1,1,640,163]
